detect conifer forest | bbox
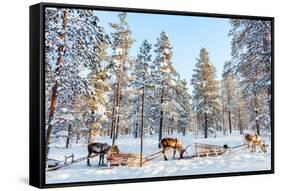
[44,8,272,183]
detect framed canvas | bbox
[29,2,274,188]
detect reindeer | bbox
[160,138,186,161]
[87,143,119,166]
[243,133,267,153]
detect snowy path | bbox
[46,133,271,184]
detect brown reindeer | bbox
[160,138,185,161]
[87,143,119,166]
[243,133,267,153]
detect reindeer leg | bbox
[101,155,104,165]
[173,149,176,159]
[248,144,252,152]
[260,144,266,153]
[98,155,102,166]
[87,153,91,166]
[162,149,168,161]
[251,145,255,152]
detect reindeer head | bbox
[176,140,185,159]
[179,148,185,159]
[177,145,186,159]
[108,145,120,154]
[260,143,267,153]
[256,135,267,153]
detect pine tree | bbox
[191,48,220,138]
[134,39,152,166]
[86,70,111,141]
[84,31,111,142]
[109,13,134,145]
[130,40,152,138]
[153,31,177,147]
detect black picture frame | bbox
[29,2,274,189]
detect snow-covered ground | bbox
[46,132,271,184]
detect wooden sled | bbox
[194,143,229,157]
[107,152,145,167]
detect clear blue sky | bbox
[95,10,232,92]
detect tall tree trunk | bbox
[228,111,232,134]
[225,75,232,134]
[222,101,226,135]
[115,114,120,139]
[238,111,243,134]
[253,84,260,136]
[45,10,68,159]
[184,115,189,136]
[134,105,140,138]
[236,86,243,135]
[140,87,145,167]
[255,112,260,135]
[254,100,260,136]
[167,126,170,135]
[76,130,80,144]
[135,122,138,138]
[110,97,116,139]
[158,85,164,148]
[107,124,110,137]
[196,112,200,134]
[181,121,186,136]
[204,112,208,138]
[267,86,271,129]
[87,127,92,144]
[65,124,72,148]
[115,84,122,139]
[111,93,117,145]
[112,75,120,146]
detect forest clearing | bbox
[46,132,271,183]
